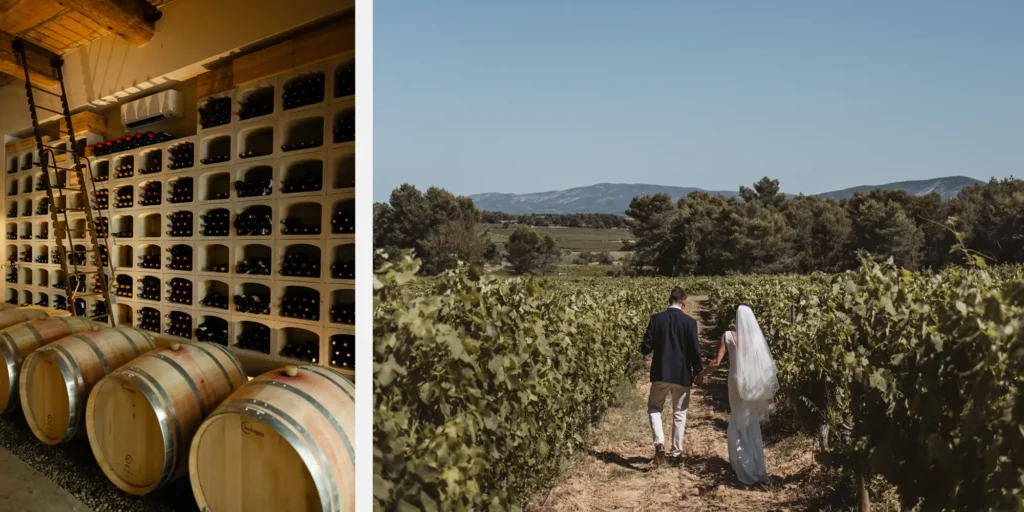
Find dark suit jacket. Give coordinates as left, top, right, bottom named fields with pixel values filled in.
left=640, top=307, right=703, bottom=387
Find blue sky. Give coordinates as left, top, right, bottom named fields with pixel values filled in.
left=374, top=1, right=1023, bottom=202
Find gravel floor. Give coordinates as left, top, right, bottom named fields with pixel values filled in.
left=0, top=414, right=199, bottom=512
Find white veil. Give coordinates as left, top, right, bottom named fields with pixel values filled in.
left=732, top=305, right=779, bottom=429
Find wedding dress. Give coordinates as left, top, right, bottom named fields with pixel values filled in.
left=725, top=305, right=778, bottom=485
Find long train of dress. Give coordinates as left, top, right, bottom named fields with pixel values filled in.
left=725, top=331, right=768, bottom=485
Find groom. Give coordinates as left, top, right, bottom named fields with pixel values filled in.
left=640, top=287, right=703, bottom=467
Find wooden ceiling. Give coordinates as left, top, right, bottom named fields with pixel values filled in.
left=0, top=0, right=167, bottom=88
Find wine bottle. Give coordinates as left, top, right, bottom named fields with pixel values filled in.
left=282, top=249, right=322, bottom=278
left=166, top=211, right=194, bottom=237
left=199, top=96, right=232, bottom=129
left=115, top=186, right=134, bottom=208
left=200, top=291, right=229, bottom=309
left=165, top=311, right=193, bottom=339
left=280, top=217, right=321, bottom=235
left=168, top=177, right=194, bottom=203
left=332, top=207, right=355, bottom=234
left=280, top=290, right=321, bottom=321
left=281, top=171, right=323, bottom=194
left=168, top=142, right=195, bottom=170
left=334, top=61, right=355, bottom=98
left=201, top=209, right=231, bottom=236
left=138, top=308, right=161, bottom=332
left=166, top=278, right=193, bottom=305
left=166, top=245, right=194, bottom=271
left=196, top=317, right=229, bottom=345
left=138, top=181, right=162, bottom=206
left=233, top=293, right=271, bottom=315
left=238, top=88, right=275, bottom=120
left=282, top=72, right=325, bottom=110
left=236, top=324, right=271, bottom=353
left=333, top=109, right=355, bottom=144
left=330, top=303, right=355, bottom=325
left=235, top=176, right=273, bottom=197
left=329, top=334, right=355, bottom=369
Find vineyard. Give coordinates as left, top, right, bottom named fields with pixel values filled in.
left=373, top=250, right=1024, bottom=511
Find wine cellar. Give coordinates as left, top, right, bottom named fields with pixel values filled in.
left=0, top=0, right=356, bottom=510
left=3, top=25, right=355, bottom=385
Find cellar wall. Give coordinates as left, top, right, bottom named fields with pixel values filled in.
left=2, top=15, right=356, bottom=380
left=0, top=0, right=353, bottom=142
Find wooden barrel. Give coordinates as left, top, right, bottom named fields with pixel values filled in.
left=0, top=308, right=50, bottom=330
left=20, top=305, right=73, bottom=317
left=18, top=326, right=160, bottom=444
left=85, top=341, right=246, bottom=495
left=0, top=317, right=99, bottom=414
left=189, top=365, right=355, bottom=512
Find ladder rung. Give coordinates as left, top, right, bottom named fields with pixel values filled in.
left=31, top=85, right=60, bottom=97
left=43, top=144, right=70, bottom=153
left=90, top=313, right=109, bottom=321
left=33, top=105, right=63, bottom=115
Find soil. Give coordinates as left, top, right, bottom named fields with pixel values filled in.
left=525, top=296, right=833, bottom=512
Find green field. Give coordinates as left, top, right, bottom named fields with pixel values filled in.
left=485, top=225, right=630, bottom=252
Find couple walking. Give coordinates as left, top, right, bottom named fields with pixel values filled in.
left=639, top=287, right=778, bottom=486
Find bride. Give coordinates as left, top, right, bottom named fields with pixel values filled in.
left=695, top=305, right=779, bottom=485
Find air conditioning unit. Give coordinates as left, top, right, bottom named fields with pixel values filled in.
left=121, top=89, right=183, bottom=129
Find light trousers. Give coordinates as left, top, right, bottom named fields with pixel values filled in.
left=647, top=381, right=691, bottom=457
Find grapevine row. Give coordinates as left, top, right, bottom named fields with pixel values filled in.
left=705, top=260, right=1024, bottom=511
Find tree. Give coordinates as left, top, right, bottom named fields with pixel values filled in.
left=845, top=195, right=924, bottom=269
left=954, top=178, right=1024, bottom=265
left=739, top=176, right=785, bottom=208
left=374, top=184, right=491, bottom=274
left=785, top=196, right=852, bottom=273
left=671, top=192, right=735, bottom=275
left=505, top=227, right=562, bottom=275
left=625, top=193, right=681, bottom=275
left=725, top=199, right=794, bottom=274
left=421, top=219, right=490, bottom=274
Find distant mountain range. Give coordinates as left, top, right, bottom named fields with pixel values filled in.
left=469, top=176, right=985, bottom=215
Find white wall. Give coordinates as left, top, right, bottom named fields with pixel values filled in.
left=0, top=0, right=352, bottom=139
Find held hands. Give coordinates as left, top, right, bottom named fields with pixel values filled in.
left=694, top=367, right=710, bottom=387
left=694, top=361, right=719, bottom=388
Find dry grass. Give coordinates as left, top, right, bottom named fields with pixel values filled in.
left=525, top=296, right=834, bottom=512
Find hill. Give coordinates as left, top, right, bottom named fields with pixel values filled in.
left=815, top=176, right=984, bottom=200
left=469, top=176, right=984, bottom=214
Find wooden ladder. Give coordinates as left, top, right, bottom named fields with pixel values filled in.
left=12, top=38, right=115, bottom=325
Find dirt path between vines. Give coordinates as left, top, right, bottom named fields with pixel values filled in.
left=526, top=296, right=828, bottom=511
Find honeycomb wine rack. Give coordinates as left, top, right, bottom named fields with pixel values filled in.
left=3, top=55, right=356, bottom=379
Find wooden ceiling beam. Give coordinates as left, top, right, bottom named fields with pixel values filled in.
left=57, top=0, right=161, bottom=46
left=0, top=0, right=66, bottom=36
left=0, top=32, right=58, bottom=88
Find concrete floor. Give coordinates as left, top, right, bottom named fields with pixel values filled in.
left=0, top=446, right=92, bottom=512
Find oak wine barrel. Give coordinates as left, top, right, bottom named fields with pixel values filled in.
left=86, top=340, right=246, bottom=495
left=0, top=308, right=50, bottom=330
left=0, top=317, right=99, bottom=414
left=189, top=364, right=355, bottom=512
left=18, top=326, right=160, bottom=444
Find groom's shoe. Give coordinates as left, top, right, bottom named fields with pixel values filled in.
left=653, top=443, right=666, bottom=467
